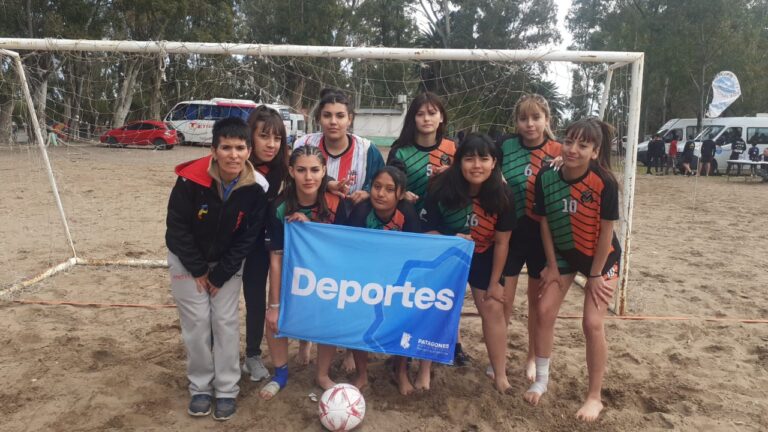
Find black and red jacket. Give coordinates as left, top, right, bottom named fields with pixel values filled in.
left=165, top=155, right=269, bottom=287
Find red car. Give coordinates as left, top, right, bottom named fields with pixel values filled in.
left=100, top=120, right=178, bottom=150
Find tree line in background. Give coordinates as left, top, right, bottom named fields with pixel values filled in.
left=1, top=0, right=767, bottom=143
left=568, top=0, right=768, bottom=135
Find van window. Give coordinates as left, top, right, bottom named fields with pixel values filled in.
left=170, top=104, right=189, bottom=121
left=686, top=126, right=699, bottom=140
left=747, top=128, right=768, bottom=144
left=719, top=127, right=742, bottom=144
left=664, top=128, right=682, bottom=141
left=696, top=126, right=724, bottom=140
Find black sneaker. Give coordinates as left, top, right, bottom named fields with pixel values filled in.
left=213, top=398, right=236, bottom=421
left=187, top=394, right=212, bottom=417
left=453, top=343, right=470, bottom=367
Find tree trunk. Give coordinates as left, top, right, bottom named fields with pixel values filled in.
left=149, top=56, right=163, bottom=120
left=0, top=98, right=13, bottom=144
left=112, top=57, right=142, bottom=128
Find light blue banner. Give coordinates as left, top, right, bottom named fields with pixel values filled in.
left=277, top=222, right=473, bottom=364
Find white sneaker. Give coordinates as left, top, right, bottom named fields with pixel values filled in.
left=242, top=356, right=270, bottom=382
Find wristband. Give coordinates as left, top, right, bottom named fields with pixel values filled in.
left=267, top=303, right=280, bottom=310
left=588, top=274, right=603, bottom=279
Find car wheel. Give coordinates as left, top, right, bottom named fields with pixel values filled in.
left=166, top=145, right=175, bottom=150
left=177, top=133, right=187, bottom=146
left=153, top=139, right=167, bottom=150
left=107, top=137, right=118, bottom=147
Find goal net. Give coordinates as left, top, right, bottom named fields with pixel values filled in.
left=0, top=40, right=643, bottom=314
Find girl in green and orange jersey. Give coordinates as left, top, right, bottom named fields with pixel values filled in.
left=422, top=133, right=517, bottom=394
left=387, top=92, right=471, bottom=366
left=387, top=92, right=456, bottom=214
left=346, top=166, right=421, bottom=395
left=525, top=118, right=621, bottom=423
left=496, top=94, right=562, bottom=382
left=259, top=145, right=349, bottom=401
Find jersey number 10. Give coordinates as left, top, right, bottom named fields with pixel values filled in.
left=561, top=198, right=578, bottom=214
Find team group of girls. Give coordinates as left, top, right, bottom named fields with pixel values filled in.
left=165, top=88, right=622, bottom=423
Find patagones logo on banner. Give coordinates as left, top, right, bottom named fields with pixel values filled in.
left=290, top=267, right=455, bottom=310
left=277, top=222, right=474, bottom=364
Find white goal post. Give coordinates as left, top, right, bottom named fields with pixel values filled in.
left=0, top=38, right=643, bottom=315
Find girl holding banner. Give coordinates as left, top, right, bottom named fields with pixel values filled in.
left=527, top=118, right=621, bottom=422
left=497, top=94, right=562, bottom=383
left=422, top=133, right=517, bottom=394
left=347, top=166, right=421, bottom=394
left=260, top=145, right=350, bottom=400
left=387, top=92, right=470, bottom=370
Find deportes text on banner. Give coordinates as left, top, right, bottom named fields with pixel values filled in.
left=276, top=222, right=473, bottom=364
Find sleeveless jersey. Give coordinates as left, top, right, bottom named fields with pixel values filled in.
left=422, top=187, right=516, bottom=253
left=388, top=138, right=456, bottom=212
left=534, top=166, right=621, bottom=274
left=267, top=192, right=347, bottom=250
left=498, top=135, right=561, bottom=221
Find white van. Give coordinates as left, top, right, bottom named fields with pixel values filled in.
left=637, top=118, right=711, bottom=165
left=691, top=115, right=768, bottom=172
left=165, top=99, right=292, bottom=145
left=288, top=113, right=306, bottom=143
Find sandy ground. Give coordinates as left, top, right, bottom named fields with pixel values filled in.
left=1, top=144, right=767, bottom=431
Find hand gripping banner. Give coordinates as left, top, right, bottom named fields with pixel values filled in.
left=277, top=222, right=473, bottom=364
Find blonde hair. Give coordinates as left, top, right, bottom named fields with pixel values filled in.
left=513, top=93, right=555, bottom=141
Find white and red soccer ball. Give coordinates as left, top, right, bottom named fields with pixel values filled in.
left=318, top=383, right=366, bottom=431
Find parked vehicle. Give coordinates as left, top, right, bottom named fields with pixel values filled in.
left=164, top=98, right=292, bottom=145
left=690, top=115, right=768, bottom=173
left=99, top=120, right=178, bottom=150
left=637, top=118, right=711, bottom=165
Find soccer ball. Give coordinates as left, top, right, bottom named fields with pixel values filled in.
left=318, top=383, right=366, bottom=431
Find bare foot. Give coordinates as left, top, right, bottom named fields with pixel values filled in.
left=297, top=341, right=312, bottom=365
left=576, top=398, right=604, bottom=422
left=351, top=373, right=368, bottom=391
left=414, top=371, right=430, bottom=391
left=494, top=377, right=512, bottom=394
left=395, top=371, right=415, bottom=396
left=342, top=350, right=356, bottom=373
left=316, top=375, right=336, bottom=391
left=525, top=358, right=536, bottom=382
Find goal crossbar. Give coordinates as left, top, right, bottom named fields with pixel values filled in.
left=0, top=38, right=644, bottom=315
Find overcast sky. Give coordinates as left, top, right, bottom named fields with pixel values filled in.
left=547, top=0, right=574, bottom=96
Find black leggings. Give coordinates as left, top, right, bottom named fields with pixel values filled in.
left=242, top=234, right=269, bottom=358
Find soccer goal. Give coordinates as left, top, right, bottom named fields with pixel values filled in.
left=0, top=39, right=643, bottom=314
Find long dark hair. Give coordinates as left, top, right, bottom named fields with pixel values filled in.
left=247, top=105, right=288, bottom=186
left=564, top=118, right=617, bottom=184
left=391, top=92, right=448, bottom=153
left=314, top=88, right=355, bottom=126
left=283, top=145, right=333, bottom=221
left=372, top=166, right=408, bottom=197
left=429, top=132, right=510, bottom=215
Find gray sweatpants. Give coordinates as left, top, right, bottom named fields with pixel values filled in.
left=169, top=252, right=242, bottom=398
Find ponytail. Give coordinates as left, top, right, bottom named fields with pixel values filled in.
left=564, top=118, right=617, bottom=184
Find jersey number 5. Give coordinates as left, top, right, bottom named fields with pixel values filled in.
left=561, top=198, right=578, bottom=214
